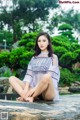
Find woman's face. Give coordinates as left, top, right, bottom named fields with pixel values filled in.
left=37, top=35, right=49, bottom=51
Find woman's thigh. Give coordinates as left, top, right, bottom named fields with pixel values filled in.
left=42, top=79, right=56, bottom=100
left=11, top=76, right=26, bottom=89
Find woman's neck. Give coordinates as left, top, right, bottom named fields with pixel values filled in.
left=39, top=50, right=49, bottom=57
left=41, top=50, right=48, bottom=53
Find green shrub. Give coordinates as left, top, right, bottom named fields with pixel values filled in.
left=9, top=47, right=26, bottom=69
left=20, top=51, right=34, bottom=69
left=60, top=68, right=75, bottom=86
left=70, top=43, right=80, bottom=52
left=74, top=49, right=80, bottom=61
left=19, top=40, right=35, bottom=50
left=25, top=42, right=35, bottom=51
left=22, top=32, right=38, bottom=40
left=0, top=51, right=10, bottom=67
left=73, top=68, right=80, bottom=74
left=54, top=46, right=68, bottom=58
left=0, top=69, right=12, bottom=77
left=52, top=36, right=71, bottom=50
left=0, top=30, right=13, bottom=46
left=58, top=24, right=72, bottom=31
left=19, top=32, right=38, bottom=47
left=75, top=73, right=80, bottom=82
left=52, top=37, right=62, bottom=46
left=60, top=52, right=78, bottom=68
left=18, top=39, right=28, bottom=46
left=9, top=47, right=34, bottom=69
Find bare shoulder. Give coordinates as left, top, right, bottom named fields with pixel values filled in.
left=53, top=54, right=58, bottom=59
left=52, top=54, right=58, bottom=66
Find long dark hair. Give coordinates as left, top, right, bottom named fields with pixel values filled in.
left=34, top=32, right=53, bottom=57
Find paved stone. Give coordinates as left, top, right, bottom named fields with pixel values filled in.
left=0, top=94, right=80, bottom=120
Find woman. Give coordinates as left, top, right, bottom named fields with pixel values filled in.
left=9, top=32, right=60, bottom=102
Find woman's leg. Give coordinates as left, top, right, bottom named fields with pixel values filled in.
left=9, top=76, right=25, bottom=97
left=27, top=74, right=55, bottom=102
left=9, top=76, right=34, bottom=102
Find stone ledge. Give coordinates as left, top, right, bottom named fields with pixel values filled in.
left=0, top=94, right=80, bottom=120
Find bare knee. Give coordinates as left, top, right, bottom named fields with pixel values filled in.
left=43, top=93, right=55, bottom=101
left=44, top=95, right=54, bottom=101
left=41, top=74, right=52, bottom=84
left=9, top=76, right=16, bottom=83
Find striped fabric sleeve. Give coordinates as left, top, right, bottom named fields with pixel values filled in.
left=47, top=55, right=60, bottom=82
left=23, top=57, right=33, bottom=83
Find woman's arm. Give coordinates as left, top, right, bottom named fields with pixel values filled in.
left=47, top=54, right=60, bottom=82
left=53, top=54, right=59, bottom=66
left=20, top=82, right=30, bottom=99
left=24, top=82, right=30, bottom=91
left=22, top=57, right=34, bottom=96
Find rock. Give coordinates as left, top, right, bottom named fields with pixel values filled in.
left=0, top=94, right=80, bottom=120
left=12, top=41, right=19, bottom=48
left=74, top=81, right=80, bottom=85
left=69, top=81, right=80, bottom=93
left=16, top=68, right=26, bottom=79
left=0, top=77, right=9, bottom=93
left=74, top=62, right=80, bottom=69
left=69, top=87, right=80, bottom=93
left=0, top=93, right=19, bottom=100
left=7, top=86, right=13, bottom=93
left=0, top=77, right=9, bottom=86
left=0, top=66, right=12, bottom=77
left=59, top=86, right=70, bottom=94
left=0, top=85, right=4, bottom=93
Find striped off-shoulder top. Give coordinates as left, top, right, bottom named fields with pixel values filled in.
left=23, top=51, right=60, bottom=100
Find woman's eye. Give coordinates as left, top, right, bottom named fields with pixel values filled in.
left=38, top=39, right=46, bottom=42
left=38, top=40, right=41, bottom=42
left=43, top=40, right=46, bottom=42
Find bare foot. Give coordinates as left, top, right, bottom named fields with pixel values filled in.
left=16, top=97, right=25, bottom=102
left=16, top=97, right=34, bottom=102
left=25, top=97, right=34, bottom=102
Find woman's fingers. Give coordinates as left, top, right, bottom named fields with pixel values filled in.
left=16, top=97, right=21, bottom=100
left=25, top=97, right=34, bottom=102
left=27, top=89, right=34, bottom=97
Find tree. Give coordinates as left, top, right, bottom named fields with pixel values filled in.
left=0, top=0, right=59, bottom=43
left=0, top=30, right=13, bottom=48
left=58, top=23, right=77, bottom=42
left=47, top=11, right=62, bottom=33
left=61, top=9, right=80, bottom=32
left=47, top=8, right=80, bottom=35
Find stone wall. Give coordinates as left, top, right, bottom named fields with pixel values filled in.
left=0, top=94, right=80, bottom=120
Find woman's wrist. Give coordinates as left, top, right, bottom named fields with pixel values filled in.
left=20, top=90, right=27, bottom=98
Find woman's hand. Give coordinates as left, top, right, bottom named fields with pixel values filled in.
left=26, top=87, right=36, bottom=97
left=20, top=90, right=28, bottom=99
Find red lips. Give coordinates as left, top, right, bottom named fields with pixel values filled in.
left=40, top=46, right=44, bottom=48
